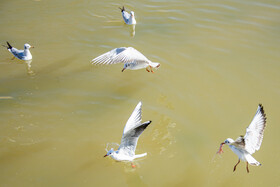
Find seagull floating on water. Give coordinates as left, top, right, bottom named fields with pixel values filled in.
left=119, top=6, right=136, bottom=25
left=3, top=42, right=34, bottom=60
left=217, top=104, right=267, bottom=173
left=104, top=102, right=152, bottom=167
left=91, top=47, right=160, bottom=73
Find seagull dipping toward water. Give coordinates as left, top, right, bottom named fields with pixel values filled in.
left=119, top=6, right=136, bottom=25
left=3, top=42, right=34, bottom=60
left=91, top=47, right=160, bottom=73
left=217, top=104, right=267, bottom=173
left=104, top=102, right=152, bottom=167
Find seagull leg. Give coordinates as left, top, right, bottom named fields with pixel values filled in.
left=149, top=66, right=154, bottom=73
left=233, top=159, right=240, bottom=172
left=146, top=67, right=150, bottom=72
left=246, top=162, right=250, bottom=173
left=131, top=163, right=136, bottom=168
left=11, top=56, right=15, bottom=60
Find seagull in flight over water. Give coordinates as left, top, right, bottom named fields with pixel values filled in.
left=119, top=6, right=136, bottom=25
left=91, top=47, right=160, bottom=73
left=104, top=102, right=152, bottom=167
left=217, top=104, right=267, bottom=173
left=3, top=42, right=34, bottom=60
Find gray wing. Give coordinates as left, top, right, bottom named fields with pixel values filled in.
left=91, top=47, right=149, bottom=65
left=9, top=48, right=24, bottom=59
left=122, top=11, right=130, bottom=23
left=119, top=121, right=151, bottom=156
left=244, top=104, right=267, bottom=154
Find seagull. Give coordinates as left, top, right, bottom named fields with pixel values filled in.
left=119, top=6, right=136, bottom=25
left=91, top=47, right=160, bottom=73
left=104, top=102, right=152, bottom=167
left=217, top=104, right=267, bottom=173
left=3, top=42, right=34, bottom=60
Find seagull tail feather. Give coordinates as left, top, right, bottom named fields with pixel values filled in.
left=6, top=42, right=12, bottom=49
left=149, top=62, right=160, bottom=68
left=119, top=6, right=125, bottom=12
left=134, top=153, right=147, bottom=159
left=245, top=154, right=261, bottom=166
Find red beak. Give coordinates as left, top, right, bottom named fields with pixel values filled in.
left=104, top=154, right=108, bottom=157
left=122, top=68, right=126, bottom=72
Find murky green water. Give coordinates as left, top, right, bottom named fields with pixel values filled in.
left=0, top=0, right=280, bottom=186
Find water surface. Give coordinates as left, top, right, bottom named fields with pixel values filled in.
left=0, top=0, right=280, bottom=186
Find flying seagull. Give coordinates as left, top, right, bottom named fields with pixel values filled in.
left=104, top=102, right=152, bottom=167
left=119, top=6, right=136, bottom=25
left=91, top=47, right=160, bottom=73
left=3, top=42, right=34, bottom=60
left=217, top=104, right=267, bottom=173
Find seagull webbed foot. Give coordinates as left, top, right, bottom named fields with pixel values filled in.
left=131, top=163, right=136, bottom=168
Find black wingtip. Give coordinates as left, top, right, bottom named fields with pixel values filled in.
left=146, top=120, right=152, bottom=125
left=258, top=103, right=264, bottom=113
left=6, top=41, right=12, bottom=49
left=119, top=6, right=125, bottom=12
left=258, top=103, right=267, bottom=122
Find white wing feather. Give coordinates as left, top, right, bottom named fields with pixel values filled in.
left=244, top=104, right=267, bottom=154
left=122, top=101, right=142, bottom=135
left=91, top=47, right=149, bottom=65
left=118, top=102, right=142, bottom=156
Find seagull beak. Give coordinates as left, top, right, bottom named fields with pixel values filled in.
left=104, top=154, right=108, bottom=157
left=121, top=68, right=126, bottom=72
left=31, top=46, right=34, bottom=48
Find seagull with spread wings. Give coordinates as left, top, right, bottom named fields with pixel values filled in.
left=104, top=102, right=152, bottom=167
left=217, top=104, right=267, bottom=173
left=3, top=42, right=34, bottom=60
left=91, top=47, right=160, bottom=73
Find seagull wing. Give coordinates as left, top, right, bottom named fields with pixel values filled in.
left=118, top=102, right=151, bottom=156
left=244, top=104, right=267, bottom=154
left=91, top=47, right=149, bottom=65
left=123, top=101, right=142, bottom=135
left=122, top=11, right=130, bottom=23
left=9, top=48, right=24, bottom=60
left=119, top=121, right=151, bottom=156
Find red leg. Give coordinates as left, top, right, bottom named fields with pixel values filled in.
left=233, top=159, right=240, bottom=172
left=246, top=162, right=249, bottom=173
left=146, top=67, right=150, bottom=72
left=149, top=66, right=154, bottom=73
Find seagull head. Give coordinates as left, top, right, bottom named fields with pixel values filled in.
left=24, top=43, right=34, bottom=50
left=104, top=148, right=114, bottom=157
left=122, top=63, right=130, bottom=72
left=130, top=11, right=135, bottom=17
left=224, top=138, right=234, bottom=145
